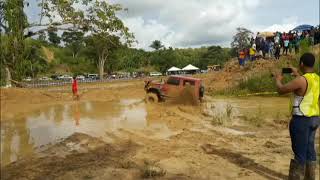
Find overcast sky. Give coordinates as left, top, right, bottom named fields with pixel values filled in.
left=26, top=0, right=319, bottom=50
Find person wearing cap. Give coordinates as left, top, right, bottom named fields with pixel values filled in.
left=274, top=53, right=319, bottom=180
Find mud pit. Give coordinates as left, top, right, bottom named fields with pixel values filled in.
left=1, top=99, right=175, bottom=166
left=1, top=81, right=319, bottom=180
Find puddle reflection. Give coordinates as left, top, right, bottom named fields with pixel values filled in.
left=0, top=99, right=168, bottom=166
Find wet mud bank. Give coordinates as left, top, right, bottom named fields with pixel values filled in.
left=1, top=85, right=319, bottom=180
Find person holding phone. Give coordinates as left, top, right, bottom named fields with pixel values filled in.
left=274, top=43, right=281, bottom=60
left=273, top=53, right=319, bottom=180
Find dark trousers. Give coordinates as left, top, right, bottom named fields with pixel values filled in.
left=289, top=115, right=320, bottom=165
left=283, top=47, right=288, bottom=55
left=275, top=50, right=280, bottom=60
left=238, top=58, right=244, bottom=66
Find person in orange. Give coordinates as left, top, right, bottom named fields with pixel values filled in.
left=238, top=50, right=245, bottom=66
left=72, top=76, right=79, bottom=100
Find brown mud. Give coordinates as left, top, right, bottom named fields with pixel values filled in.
left=1, top=65, right=319, bottom=179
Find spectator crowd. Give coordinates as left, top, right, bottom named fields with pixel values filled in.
left=238, top=25, right=320, bottom=66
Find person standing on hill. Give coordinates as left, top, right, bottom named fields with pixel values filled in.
left=250, top=44, right=256, bottom=61
left=274, top=43, right=281, bottom=60
left=288, top=32, right=294, bottom=54
left=262, top=39, right=268, bottom=58
left=244, top=48, right=250, bottom=63
left=281, top=32, right=286, bottom=49
left=255, top=32, right=262, bottom=52
left=238, top=50, right=245, bottom=66
left=274, top=53, right=320, bottom=180
left=283, top=33, right=289, bottom=55
left=269, top=40, right=274, bottom=58
left=274, top=32, right=280, bottom=44
left=294, top=34, right=300, bottom=54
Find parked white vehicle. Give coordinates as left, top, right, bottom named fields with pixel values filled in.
left=23, top=77, right=32, bottom=82
left=57, top=75, right=73, bottom=81
left=87, top=74, right=99, bottom=80
left=149, top=72, right=162, bottom=77
left=76, top=75, right=85, bottom=81
left=39, top=76, right=52, bottom=81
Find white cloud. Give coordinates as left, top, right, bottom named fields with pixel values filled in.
left=262, top=23, right=297, bottom=33
left=113, top=0, right=262, bottom=49
left=251, top=16, right=299, bottom=34
left=26, top=0, right=316, bottom=49
left=123, top=17, right=175, bottom=49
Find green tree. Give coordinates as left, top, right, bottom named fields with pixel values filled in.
left=0, top=0, right=27, bottom=84
left=200, top=46, right=230, bottom=69
left=150, top=48, right=178, bottom=72
left=112, top=48, right=149, bottom=72
left=150, top=40, right=164, bottom=51
left=231, top=27, right=253, bottom=53
left=48, top=27, right=61, bottom=46
left=61, top=31, right=84, bottom=58
left=23, top=39, right=49, bottom=78
left=1, top=0, right=134, bottom=84
left=84, top=33, right=121, bottom=79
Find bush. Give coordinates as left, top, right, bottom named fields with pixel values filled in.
left=216, top=73, right=276, bottom=96
left=217, top=72, right=293, bottom=96
left=238, top=73, right=276, bottom=93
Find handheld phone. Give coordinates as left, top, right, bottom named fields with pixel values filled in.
left=282, top=68, right=292, bottom=74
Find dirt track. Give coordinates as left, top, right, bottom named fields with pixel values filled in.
left=1, top=69, right=319, bottom=179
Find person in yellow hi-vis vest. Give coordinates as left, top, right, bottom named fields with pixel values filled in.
left=274, top=53, right=319, bottom=180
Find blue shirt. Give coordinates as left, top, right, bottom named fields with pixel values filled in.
left=284, top=40, right=289, bottom=47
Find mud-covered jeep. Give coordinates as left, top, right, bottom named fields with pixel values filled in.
left=144, top=75, right=204, bottom=103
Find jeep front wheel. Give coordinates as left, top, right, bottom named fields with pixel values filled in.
left=145, top=93, right=159, bottom=103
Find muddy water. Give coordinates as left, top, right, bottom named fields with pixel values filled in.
left=1, top=96, right=290, bottom=166
left=0, top=99, right=172, bottom=166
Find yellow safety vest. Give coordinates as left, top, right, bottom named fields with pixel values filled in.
left=291, top=73, right=320, bottom=117
left=249, top=48, right=255, bottom=55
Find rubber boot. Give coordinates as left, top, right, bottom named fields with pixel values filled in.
left=288, top=159, right=305, bottom=180
left=304, top=161, right=316, bottom=180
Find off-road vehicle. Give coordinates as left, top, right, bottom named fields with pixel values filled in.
left=144, top=75, right=204, bottom=103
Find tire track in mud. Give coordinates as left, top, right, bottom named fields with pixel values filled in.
left=201, top=144, right=287, bottom=180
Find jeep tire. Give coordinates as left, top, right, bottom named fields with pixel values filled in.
left=146, top=93, right=159, bottom=103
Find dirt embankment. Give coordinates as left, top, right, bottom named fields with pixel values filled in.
left=197, top=57, right=292, bottom=93
left=199, top=45, right=320, bottom=94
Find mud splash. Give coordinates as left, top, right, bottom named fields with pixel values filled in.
left=0, top=99, right=172, bottom=166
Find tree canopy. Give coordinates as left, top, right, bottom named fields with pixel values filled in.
left=84, top=33, right=122, bottom=79
left=61, top=31, right=84, bottom=58
left=0, top=0, right=134, bottom=83
left=150, top=40, right=164, bottom=51
left=231, top=27, right=253, bottom=53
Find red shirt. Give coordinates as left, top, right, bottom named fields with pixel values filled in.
left=72, top=79, right=78, bottom=92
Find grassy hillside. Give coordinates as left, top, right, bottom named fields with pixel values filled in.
left=203, top=45, right=320, bottom=96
